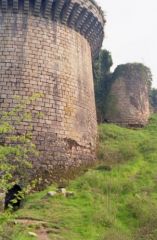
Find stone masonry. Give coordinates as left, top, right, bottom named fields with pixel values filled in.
left=104, top=64, right=151, bottom=126
left=0, top=0, right=105, bottom=183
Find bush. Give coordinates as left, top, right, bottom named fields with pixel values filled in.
left=0, top=94, right=43, bottom=237
left=0, top=94, right=43, bottom=208
left=0, top=94, right=42, bottom=192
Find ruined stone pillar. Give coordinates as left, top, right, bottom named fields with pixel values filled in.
left=105, top=64, right=151, bottom=126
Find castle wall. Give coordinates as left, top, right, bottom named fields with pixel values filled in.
left=105, top=64, right=150, bottom=126
left=0, top=11, right=98, bottom=182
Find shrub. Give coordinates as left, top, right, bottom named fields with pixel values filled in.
left=0, top=94, right=43, bottom=237
left=0, top=94, right=42, bottom=192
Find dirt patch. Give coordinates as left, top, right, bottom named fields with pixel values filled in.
left=36, top=227, right=49, bottom=240
left=15, top=218, right=47, bottom=225
left=15, top=218, right=50, bottom=240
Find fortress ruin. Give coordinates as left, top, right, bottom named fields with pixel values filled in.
left=104, top=64, right=151, bottom=127
left=0, top=0, right=105, bottom=182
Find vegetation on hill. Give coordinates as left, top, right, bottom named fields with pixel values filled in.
left=113, top=63, right=152, bottom=84
left=1, top=114, right=157, bottom=239
left=93, top=49, right=113, bottom=122
left=150, top=88, right=157, bottom=109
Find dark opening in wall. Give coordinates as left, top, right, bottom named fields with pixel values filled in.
left=5, top=184, right=22, bottom=210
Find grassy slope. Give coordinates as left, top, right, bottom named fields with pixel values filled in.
left=1, top=115, right=157, bottom=240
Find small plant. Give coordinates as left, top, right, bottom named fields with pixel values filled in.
left=0, top=93, right=43, bottom=237
left=0, top=93, right=43, bottom=192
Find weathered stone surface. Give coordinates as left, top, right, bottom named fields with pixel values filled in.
left=28, top=232, right=38, bottom=237
left=0, top=0, right=105, bottom=185
left=47, top=191, right=57, bottom=197
left=104, top=64, right=151, bottom=126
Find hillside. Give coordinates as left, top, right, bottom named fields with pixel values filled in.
left=1, top=115, right=157, bottom=240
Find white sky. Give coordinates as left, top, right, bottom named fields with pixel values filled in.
left=96, top=0, right=157, bottom=88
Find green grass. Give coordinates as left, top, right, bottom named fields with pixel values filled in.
left=1, top=114, right=157, bottom=240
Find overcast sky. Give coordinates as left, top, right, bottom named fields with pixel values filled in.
left=96, top=0, right=157, bottom=88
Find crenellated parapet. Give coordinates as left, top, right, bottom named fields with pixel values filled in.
left=0, top=0, right=105, bottom=56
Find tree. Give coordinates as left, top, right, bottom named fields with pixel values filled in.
left=150, top=88, right=157, bottom=109
left=93, top=49, right=113, bottom=122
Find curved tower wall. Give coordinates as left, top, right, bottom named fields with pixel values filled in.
left=0, top=1, right=105, bottom=182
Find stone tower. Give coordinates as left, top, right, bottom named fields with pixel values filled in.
left=104, top=64, right=151, bottom=126
left=0, top=0, right=105, bottom=182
